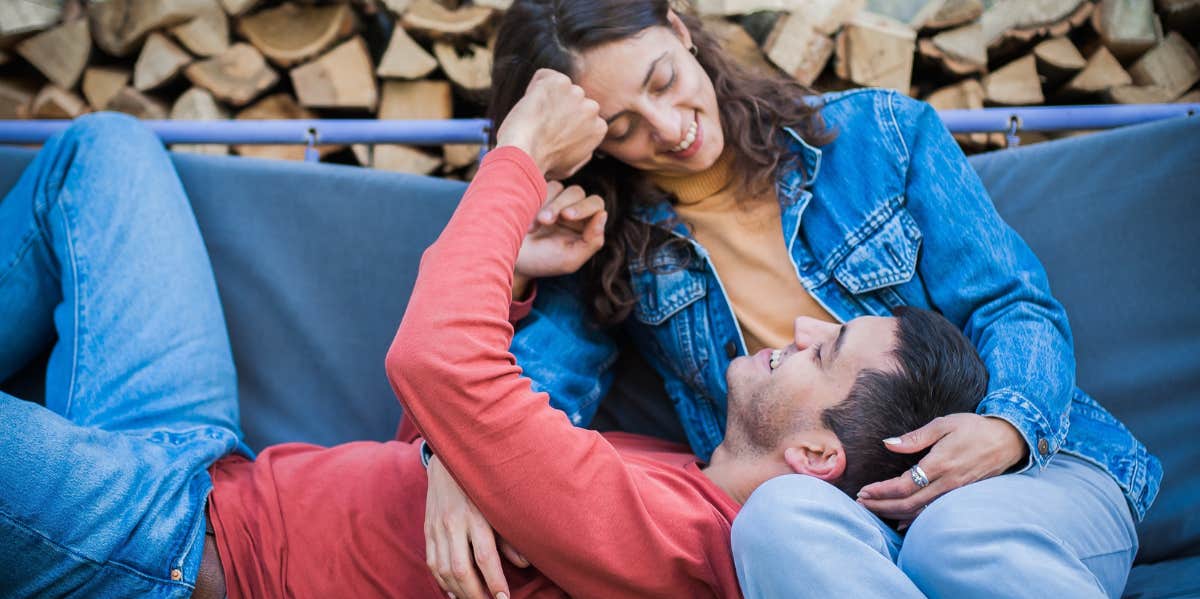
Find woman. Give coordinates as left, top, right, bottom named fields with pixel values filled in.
left=420, top=1, right=1160, bottom=598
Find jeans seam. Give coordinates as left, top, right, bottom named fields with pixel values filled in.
left=53, top=189, right=82, bottom=419
left=0, top=503, right=189, bottom=590
left=0, top=228, right=39, bottom=288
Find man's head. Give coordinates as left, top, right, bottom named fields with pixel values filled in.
left=722, top=307, right=987, bottom=496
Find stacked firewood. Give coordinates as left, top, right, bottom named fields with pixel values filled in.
left=1, top=0, right=1197, bottom=175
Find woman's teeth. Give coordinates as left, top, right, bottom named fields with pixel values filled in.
left=769, top=349, right=782, bottom=371
left=670, top=120, right=698, bottom=153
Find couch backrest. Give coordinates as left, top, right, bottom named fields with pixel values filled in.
left=1, top=115, right=1196, bottom=564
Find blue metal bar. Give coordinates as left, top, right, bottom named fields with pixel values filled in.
left=938, top=104, right=1197, bottom=133
left=0, top=106, right=1194, bottom=149
left=0, top=118, right=492, bottom=145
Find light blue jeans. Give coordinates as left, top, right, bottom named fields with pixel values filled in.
left=732, top=454, right=1138, bottom=598
left=0, top=113, right=247, bottom=597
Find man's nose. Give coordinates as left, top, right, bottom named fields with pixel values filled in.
left=793, top=316, right=835, bottom=348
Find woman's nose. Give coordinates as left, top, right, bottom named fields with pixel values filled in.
left=645, top=105, right=681, bottom=146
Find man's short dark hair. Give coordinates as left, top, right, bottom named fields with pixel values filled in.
left=821, top=307, right=988, bottom=497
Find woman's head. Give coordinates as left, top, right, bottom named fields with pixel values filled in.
left=489, top=0, right=832, bottom=324
left=490, top=1, right=722, bottom=176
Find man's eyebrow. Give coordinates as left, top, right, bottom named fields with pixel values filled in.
left=830, top=324, right=848, bottom=364
left=602, top=51, right=670, bottom=124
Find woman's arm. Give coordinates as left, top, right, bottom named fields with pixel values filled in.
left=859, top=93, right=1073, bottom=518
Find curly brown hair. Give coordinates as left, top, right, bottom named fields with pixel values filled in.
left=488, top=0, right=835, bottom=325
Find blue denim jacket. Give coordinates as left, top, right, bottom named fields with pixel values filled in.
left=511, top=89, right=1162, bottom=521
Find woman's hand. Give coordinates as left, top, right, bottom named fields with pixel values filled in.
left=494, top=69, right=607, bottom=180
left=425, top=456, right=530, bottom=599
left=513, top=181, right=607, bottom=299
left=855, top=413, right=1027, bottom=523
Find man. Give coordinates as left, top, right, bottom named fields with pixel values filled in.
left=0, top=71, right=984, bottom=598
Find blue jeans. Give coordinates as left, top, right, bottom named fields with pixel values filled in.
left=0, top=113, right=247, bottom=597
left=731, top=454, right=1137, bottom=598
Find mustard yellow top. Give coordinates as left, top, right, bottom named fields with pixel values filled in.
left=649, top=152, right=835, bottom=353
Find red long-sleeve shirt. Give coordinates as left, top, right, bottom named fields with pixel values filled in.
left=208, top=148, right=743, bottom=598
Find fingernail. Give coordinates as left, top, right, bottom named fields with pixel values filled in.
left=564, top=208, right=576, bottom=218
left=539, top=209, right=552, bottom=222
left=857, top=490, right=871, bottom=499
left=883, top=437, right=902, bottom=445
left=498, top=594, right=508, bottom=599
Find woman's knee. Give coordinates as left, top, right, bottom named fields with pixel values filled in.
left=58, top=112, right=165, bottom=163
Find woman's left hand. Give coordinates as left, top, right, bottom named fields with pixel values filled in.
left=856, top=413, right=1027, bottom=523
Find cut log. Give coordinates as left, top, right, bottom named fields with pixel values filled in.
left=374, top=144, right=443, bottom=175
left=401, top=0, right=494, bottom=38
left=32, top=85, right=89, bottom=119
left=170, top=0, right=230, bottom=57
left=865, top=0, right=948, bottom=29
left=88, top=0, right=211, bottom=57
left=377, top=26, right=438, bottom=79
left=1106, top=83, right=1176, bottom=102
left=0, top=78, right=39, bottom=119
left=106, top=87, right=169, bottom=119
left=291, top=36, right=378, bottom=110
left=763, top=14, right=836, bottom=86
left=1178, top=88, right=1200, bottom=103
left=692, top=0, right=798, bottom=15
left=185, top=42, right=279, bottom=107
left=237, top=2, right=356, bottom=68
left=792, top=0, right=867, bottom=35
left=834, top=11, right=917, bottom=92
left=0, top=1, right=62, bottom=36
left=15, top=18, right=91, bottom=90
left=1033, top=37, right=1086, bottom=85
left=919, top=21, right=986, bottom=75
left=379, top=80, right=453, bottom=120
left=220, top=0, right=262, bottom=17
left=1092, top=0, right=1159, bottom=61
left=134, top=32, right=194, bottom=91
left=352, top=143, right=371, bottom=167
left=980, top=0, right=1090, bottom=48
left=702, top=17, right=778, bottom=78
left=434, top=42, right=492, bottom=94
left=923, top=0, right=983, bottom=30
left=82, top=66, right=131, bottom=110
left=381, top=0, right=414, bottom=14
left=170, top=87, right=230, bottom=155
left=443, top=143, right=481, bottom=170
left=983, top=54, right=1045, bottom=105
left=1061, top=46, right=1132, bottom=95
left=234, top=93, right=342, bottom=161
left=472, top=0, right=513, bottom=9
left=1127, top=32, right=1200, bottom=100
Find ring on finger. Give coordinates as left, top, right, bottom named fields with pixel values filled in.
left=910, top=465, right=930, bottom=489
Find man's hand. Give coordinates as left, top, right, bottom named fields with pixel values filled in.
left=425, top=455, right=530, bottom=599
left=855, top=414, right=1027, bottom=524
left=494, top=69, right=607, bottom=180
left=513, top=181, right=607, bottom=299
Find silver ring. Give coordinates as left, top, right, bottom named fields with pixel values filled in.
left=910, top=465, right=930, bottom=489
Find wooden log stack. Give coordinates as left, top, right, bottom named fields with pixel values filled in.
left=0, top=0, right=1197, bottom=175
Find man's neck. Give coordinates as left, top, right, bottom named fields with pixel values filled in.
left=701, top=445, right=791, bottom=505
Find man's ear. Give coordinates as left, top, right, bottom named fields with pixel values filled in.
left=665, top=9, right=694, bottom=49
left=782, top=433, right=846, bottom=483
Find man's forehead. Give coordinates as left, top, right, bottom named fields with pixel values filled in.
left=839, top=316, right=899, bottom=371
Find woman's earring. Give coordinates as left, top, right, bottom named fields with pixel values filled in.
left=689, top=45, right=698, bottom=56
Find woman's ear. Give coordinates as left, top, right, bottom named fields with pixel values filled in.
left=665, top=9, right=693, bottom=49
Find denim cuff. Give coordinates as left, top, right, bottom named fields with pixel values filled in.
left=977, top=388, right=1067, bottom=473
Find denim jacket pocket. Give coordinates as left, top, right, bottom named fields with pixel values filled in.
left=630, top=265, right=707, bottom=326
left=832, top=203, right=923, bottom=295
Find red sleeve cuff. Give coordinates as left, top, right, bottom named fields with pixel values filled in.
left=508, top=281, right=538, bottom=323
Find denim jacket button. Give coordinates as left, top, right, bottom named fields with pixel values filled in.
left=724, top=340, right=738, bottom=359
left=1037, top=438, right=1050, bottom=456
left=170, top=568, right=183, bottom=581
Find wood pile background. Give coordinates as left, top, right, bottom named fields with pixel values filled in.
left=1, top=0, right=1197, bottom=177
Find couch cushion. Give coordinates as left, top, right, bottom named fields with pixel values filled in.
left=968, top=116, right=1200, bottom=567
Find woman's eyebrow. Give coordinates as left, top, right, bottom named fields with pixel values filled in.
left=602, top=51, right=670, bottom=124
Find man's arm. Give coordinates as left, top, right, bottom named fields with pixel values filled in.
left=387, top=144, right=730, bottom=595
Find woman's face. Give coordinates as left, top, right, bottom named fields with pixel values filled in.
left=572, top=11, right=724, bottom=176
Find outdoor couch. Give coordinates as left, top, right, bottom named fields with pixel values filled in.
left=1, top=114, right=1197, bottom=597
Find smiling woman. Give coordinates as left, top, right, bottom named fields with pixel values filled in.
left=414, top=1, right=1161, bottom=598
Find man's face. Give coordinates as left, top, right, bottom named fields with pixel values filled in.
left=725, top=316, right=899, bottom=451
